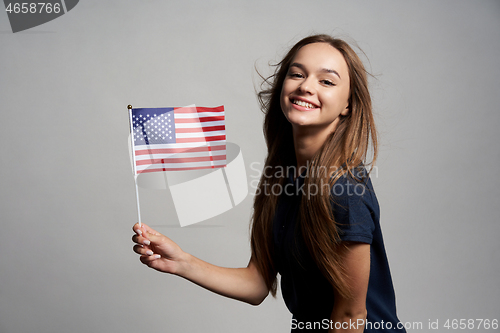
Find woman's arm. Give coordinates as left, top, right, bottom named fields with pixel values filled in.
left=132, top=223, right=269, bottom=306
left=329, top=242, right=370, bottom=333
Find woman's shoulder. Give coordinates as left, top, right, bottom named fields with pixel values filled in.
left=330, top=166, right=376, bottom=201
left=329, top=166, right=379, bottom=242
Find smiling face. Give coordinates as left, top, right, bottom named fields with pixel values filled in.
left=280, top=42, right=351, bottom=134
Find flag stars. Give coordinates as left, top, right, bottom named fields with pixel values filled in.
left=131, top=109, right=177, bottom=146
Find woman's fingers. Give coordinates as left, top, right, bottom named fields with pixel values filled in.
left=139, top=253, right=162, bottom=265
left=132, top=223, right=142, bottom=234
left=143, top=223, right=161, bottom=236
left=133, top=223, right=164, bottom=245
left=132, top=224, right=157, bottom=257
left=132, top=223, right=157, bottom=246
left=133, top=244, right=148, bottom=255
left=131, top=233, right=152, bottom=245
left=132, top=222, right=179, bottom=273
left=133, top=222, right=160, bottom=237
left=133, top=244, right=161, bottom=257
left=133, top=228, right=169, bottom=249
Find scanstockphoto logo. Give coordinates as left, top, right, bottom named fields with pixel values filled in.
left=3, top=0, right=79, bottom=33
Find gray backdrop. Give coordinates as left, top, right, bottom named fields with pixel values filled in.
left=1, top=1, right=499, bottom=332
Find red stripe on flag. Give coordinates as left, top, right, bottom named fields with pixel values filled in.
left=173, top=106, right=224, bottom=113
left=195, top=106, right=224, bottom=113
left=175, top=125, right=225, bottom=133
left=135, top=144, right=226, bottom=156
left=175, top=135, right=226, bottom=143
left=136, top=154, right=226, bottom=166
left=137, top=165, right=226, bottom=173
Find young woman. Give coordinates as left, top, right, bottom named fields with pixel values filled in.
left=132, top=34, right=405, bottom=332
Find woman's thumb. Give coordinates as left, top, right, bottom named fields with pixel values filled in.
left=140, top=223, right=161, bottom=236
left=144, top=229, right=164, bottom=245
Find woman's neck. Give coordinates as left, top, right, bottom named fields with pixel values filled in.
left=292, top=125, right=333, bottom=171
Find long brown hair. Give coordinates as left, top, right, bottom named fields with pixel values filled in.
left=250, top=34, right=377, bottom=299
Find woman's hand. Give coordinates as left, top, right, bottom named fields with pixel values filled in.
left=132, top=223, right=186, bottom=275
left=131, top=223, right=269, bottom=305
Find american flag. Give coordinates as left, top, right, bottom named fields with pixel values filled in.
left=129, top=105, right=226, bottom=173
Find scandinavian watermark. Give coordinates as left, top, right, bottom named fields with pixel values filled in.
left=249, top=161, right=378, bottom=198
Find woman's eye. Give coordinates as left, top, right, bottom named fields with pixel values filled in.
left=289, top=72, right=304, bottom=78
left=321, top=80, right=335, bottom=86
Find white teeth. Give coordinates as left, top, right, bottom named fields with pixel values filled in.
left=293, top=99, right=315, bottom=109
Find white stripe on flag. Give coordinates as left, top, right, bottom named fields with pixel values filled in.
left=175, top=121, right=225, bottom=128
left=174, top=112, right=225, bottom=119
left=136, top=160, right=226, bottom=172
left=135, top=141, right=225, bottom=150
left=176, top=131, right=226, bottom=139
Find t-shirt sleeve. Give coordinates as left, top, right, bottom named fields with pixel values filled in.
left=330, top=174, right=377, bottom=244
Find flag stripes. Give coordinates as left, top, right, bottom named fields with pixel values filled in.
left=131, top=105, right=226, bottom=173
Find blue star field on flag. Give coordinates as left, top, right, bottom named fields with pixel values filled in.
left=132, top=108, right=176, bottom=146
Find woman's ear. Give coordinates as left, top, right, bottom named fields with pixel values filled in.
left=340, top=104, right=350, bottom=116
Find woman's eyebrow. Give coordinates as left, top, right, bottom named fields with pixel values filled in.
left=289, top=62, right=341, bottom=79
left=289, top=62, right=306, bottom=72
left=319, top=67, right=341, bottom=79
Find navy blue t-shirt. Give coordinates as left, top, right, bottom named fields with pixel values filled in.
left=273, top=169, right=405, bottom=332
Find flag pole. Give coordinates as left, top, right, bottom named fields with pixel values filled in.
left=128, top=105, right=142, bottom=227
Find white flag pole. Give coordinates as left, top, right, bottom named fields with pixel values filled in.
left=128, top=105, right=142, bottom=226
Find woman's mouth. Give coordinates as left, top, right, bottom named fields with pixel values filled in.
left=292, top=99, right=317, bottom=109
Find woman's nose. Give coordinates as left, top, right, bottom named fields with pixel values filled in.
left=297, top=77, right=315, bottom=94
